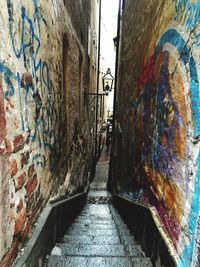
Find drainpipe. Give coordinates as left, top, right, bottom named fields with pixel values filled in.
left=108, top=0, right=122, bottom=192
left=94, top=0, right=102, bottom=164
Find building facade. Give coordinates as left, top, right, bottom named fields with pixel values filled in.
left=111, top=0, right=200, bottom=266
left=0, top=0, right=98, bottom=265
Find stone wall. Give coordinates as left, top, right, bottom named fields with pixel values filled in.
left=112, top=0, right=200, bottom=266
left=0, top=0, right=94, bottom=265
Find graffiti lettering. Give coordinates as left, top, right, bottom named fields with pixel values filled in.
left=0, top=1, right=66, bottom=172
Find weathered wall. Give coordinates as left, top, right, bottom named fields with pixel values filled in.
left=112, top=0, right=200, bottom=266
left=0, top=0, right=94, bottom=265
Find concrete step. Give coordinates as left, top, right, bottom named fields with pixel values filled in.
left=88, top=191, right=109, bottom=197
left=82, top=204, right=110, bottom=209
left=126, top=245, right=143, bottom=257
left=118, top=228, right=131, bottom=236
left=62, top=235, right=121, bottom=245
left=68, top=223, right=117, bottom=231
left=47, top=196, right=153, bottom=267
left=121, top=235, right=138, bottom=245
left=47, top=255, right=133, bottom=267
left=76, top=215, right=113, bottom=221
left=73, top=220, right=116, bottom=225
left=131, top=257, right=153, bottom=267
left=66, top=228, right=119, bottom=236
left=70, top=222, right=129, bottom=232
left=57, top=244, right=126, bottom=257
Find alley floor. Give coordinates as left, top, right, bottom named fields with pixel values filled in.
left=46, top=147, right=152, bottom=267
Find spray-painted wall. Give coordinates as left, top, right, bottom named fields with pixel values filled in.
left=0, top=0, right=94, bottom=265
left=112, top=0, right=200, bottom=266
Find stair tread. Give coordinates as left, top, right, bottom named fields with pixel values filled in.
left=68, top=224, right=117, bottom=230
left=131, top=257, right=153, bottom=267
left=77, top=216, right=113, bottom=221
left=47, top=192, right=153, bottom=267
left=127, top=245, right=143, bottom=257
left=47, top=255, right=133, bottom=267
left=66, top=229, right=119, bottom=236
left=57, top=244, right=127, bottom=257
left=122, top=236, right=138, bottom=245
left=74, top=220, right=115, bottom=225
left=63, top=235, right=121, bottom=244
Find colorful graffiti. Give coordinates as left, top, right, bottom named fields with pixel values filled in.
left=173, top=0, right=200, bottom=46
left=119, top=1, right=200, bottom=266
left=123, top=27, right=198, bottom=241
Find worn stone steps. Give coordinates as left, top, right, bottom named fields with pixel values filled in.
left=45, top=149, right=153, bottom=267
left=62, top=235, right=121, bottom=245
left=47, top=255, right=134, bottom=267
left=47, top=255, right=153, bottom=267
left=47, top=202, right=153, bottom=267
left=56, top=243, right=126, bottom=257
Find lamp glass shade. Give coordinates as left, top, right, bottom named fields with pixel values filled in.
left=102, top=68, right=114, bottom=94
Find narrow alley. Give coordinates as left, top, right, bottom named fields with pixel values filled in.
left=47, top=147, right=152, bottom=267
left=0, top=1, right=200, bottom=267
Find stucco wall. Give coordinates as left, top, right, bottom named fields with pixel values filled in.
left=0, top=0, right=93, bottom=265
left=112, top=0, right=200, bottom=266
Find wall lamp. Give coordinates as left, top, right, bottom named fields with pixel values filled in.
left=102, top=68, right=114, bottom=95
left=84, top=68, right=114, bottom=99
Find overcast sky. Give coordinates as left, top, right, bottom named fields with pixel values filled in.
left=100, top=0, right=119, bottom=109
left=101, top=0, right=119, bottom=73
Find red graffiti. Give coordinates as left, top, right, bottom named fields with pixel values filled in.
left=137, top=55, right=155, bottom=91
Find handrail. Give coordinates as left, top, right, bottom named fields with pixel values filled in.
left=13, top=187, right=88, bottom=267
left=112, top=193, right=178, bottom=267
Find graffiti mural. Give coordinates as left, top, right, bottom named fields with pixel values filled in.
left=117, top=1, right=200, bottom=266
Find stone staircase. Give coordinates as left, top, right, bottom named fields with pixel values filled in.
left=46, top=191, right=152, bottom=267
left=46, top=148, right=152, bottom=267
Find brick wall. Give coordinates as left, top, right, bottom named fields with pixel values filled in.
left=0, top=0, right=95, bottom=265
left=112, top=0, right=200, bottom=266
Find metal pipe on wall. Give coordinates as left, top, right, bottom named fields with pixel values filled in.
left=95, top=0, right=102, bottom=162
left=108, top=0, right=122, bottom=191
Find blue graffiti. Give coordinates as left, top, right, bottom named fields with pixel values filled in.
left=0, top=61, right=17, bottom=100
left=155, top=29, right=200, bottom=266
left=173, top=0, right=200, bottom=46
left=2, top=0, right=60, bottom=152
left=0, top=0, right=66, bottom=173
left=156, top=29, right=200, bottom=137
left=125, top=28, right=200, bottom=267
left=32, top=152, right=46, bottom=167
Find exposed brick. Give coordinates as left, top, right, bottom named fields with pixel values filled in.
left=25, top=174, right=38, bottom=197
left=26, top=194, right=34, bottom=214
left=14, top=208, right=27, bottom=236
left=0, top=238, right=19, bottom=267
left=17, top=198, right=23, bottom=213
left=15, top=172, right=26, bottom=191
left=4, top=138, right=12, bottom=154
left=28, top=164, right=35, bottom=178
left=13, top=134, right=24, bottom=153
left=21, top=151, right=29, bottom=168
left=21, top=218, right=31, bottom=241
left=9, top=159, right=18, bottom=177
left=31, top=196, right=43, bottom=222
